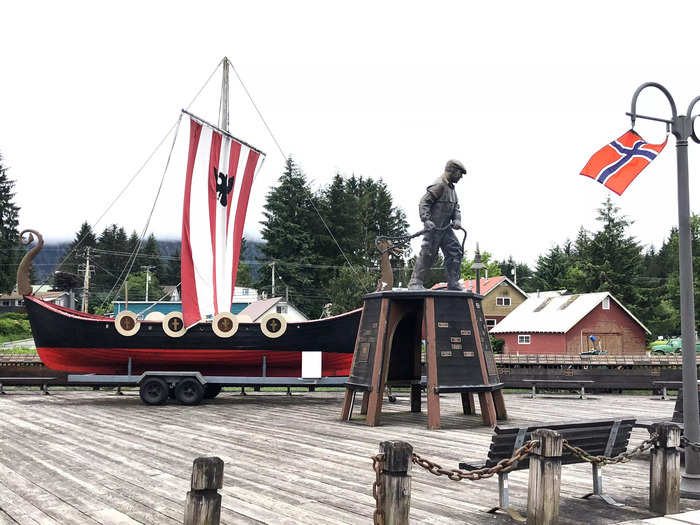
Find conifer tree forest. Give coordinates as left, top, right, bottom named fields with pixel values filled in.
left=0, top=149, right=697, bottom=339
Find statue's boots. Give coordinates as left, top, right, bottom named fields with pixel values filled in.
left=408, top=279, right=425, bottom=290
left=446, top=258, right=463, bottom=291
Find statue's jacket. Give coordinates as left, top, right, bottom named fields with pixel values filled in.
left=418, top=174, right=461, bottom=229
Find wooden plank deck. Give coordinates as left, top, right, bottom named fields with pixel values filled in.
left=0, top=389, right=697, bottom=524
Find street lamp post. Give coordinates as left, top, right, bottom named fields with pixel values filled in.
left=471, top=243, right=487, bottom=295
left=629, top=82, right=700, bottom=497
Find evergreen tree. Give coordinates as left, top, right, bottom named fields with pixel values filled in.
left=531, top=245, right=575, bottom=292
left=235, top=237, right=253, bottom=288
left=59, top=222, right=97, bottom=276
left=256, top=158, right=321, bottom=315
left=496, top=256, right=535, bottom=291
left=125, top=271, right=164, bottom=302
left=0, top=154, right=21, bottom=293
left=92, top=224, right=130, bottom=306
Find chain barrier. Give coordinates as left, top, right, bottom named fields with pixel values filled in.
left=681, top=436, right=700, bottom=451
left=411, top=440, right=538, bottom=482
left=562, top=433, right=659, bottom=466
left=371, top=453, right=385, bottom=525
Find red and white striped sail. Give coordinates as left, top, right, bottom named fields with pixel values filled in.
left=181, top=114, right=265, bottom=328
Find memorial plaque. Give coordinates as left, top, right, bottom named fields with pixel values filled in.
left=434, top=297, right=482, bottom=386
left=347, top=297, right=383, bottom=389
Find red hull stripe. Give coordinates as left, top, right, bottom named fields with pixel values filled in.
left=230, top=150, right=260, bottom=301
left=181, top=119, right=204, bottom=328
left=208, top=132, right=223, bottom=315
left=37, top=346, right=353, bottom=377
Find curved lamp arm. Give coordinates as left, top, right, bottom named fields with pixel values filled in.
left=686, top=95, right=700, bottom=144
left=629, top=82, right=678, bottom=127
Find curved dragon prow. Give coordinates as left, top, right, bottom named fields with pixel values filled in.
left=17, top=229, right=43, bottom=296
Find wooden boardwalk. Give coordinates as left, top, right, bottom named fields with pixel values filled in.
left=0, top=389, right=697, bottom=524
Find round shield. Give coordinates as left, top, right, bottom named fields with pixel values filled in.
left=115, top=311, right=140, bottom=337
left=259, top=313, right=287, bottom=339
left=162, top=312, right=187, bottom=338
left=144, top=311, right=165, bottom=322
left=212, top=312, right=239, bottom=338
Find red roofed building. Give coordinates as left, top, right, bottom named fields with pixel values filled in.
left=432, top=276, right=528, bottom=328
left=490, top=291, right=650, bottom=355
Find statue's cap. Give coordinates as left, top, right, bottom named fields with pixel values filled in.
left=445, top=159, right=466, bottom=174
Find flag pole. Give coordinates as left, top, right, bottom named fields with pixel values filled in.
left=630, top=82, right=700, bottom=497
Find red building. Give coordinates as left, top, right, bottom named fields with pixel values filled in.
left=489, top=291, right=650, bottom=355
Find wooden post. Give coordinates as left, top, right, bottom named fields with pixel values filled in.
left=410, top=385, right=421, bottom=413
left=527, top=429, right=562, bottom=525
left=493, top=389, right=508, bottom=420
left=461, top=392, right=475, bottom=415
left=649, top=422, right=681, bottom=515
left=184, top=456, right=224, bottom=525
left=378, top=441, right=412, bottom=525
left=360, top=391, right=370, bottom=415
left=424, top=297, right=441, bottom=430
left=477, top=391, right=497, bottom=427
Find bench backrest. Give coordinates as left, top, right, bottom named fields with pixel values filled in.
left=484, top=417, right=636, bottom=470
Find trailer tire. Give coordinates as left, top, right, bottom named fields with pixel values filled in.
left=140, top=377, right=168, bottom=405
left=204, top=384, right=222, bottom=399
left=175, top=378, right=204, bottom=405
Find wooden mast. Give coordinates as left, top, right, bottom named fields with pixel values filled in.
left=220, top=57, right=229, bottom=132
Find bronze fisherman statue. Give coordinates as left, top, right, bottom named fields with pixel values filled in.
left=408, top=159, right=466, bottom=291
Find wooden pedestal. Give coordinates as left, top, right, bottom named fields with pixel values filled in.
left=341, top=290, right=506, bottom=429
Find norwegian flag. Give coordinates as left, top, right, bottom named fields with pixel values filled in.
left=181, top=114, right=265, bottom=328
left=580, top=130, right=667, bottom=195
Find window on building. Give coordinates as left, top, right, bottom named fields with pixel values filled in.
left=496, top=297, right=511, bottom=306
left=0, top=300, right=9, bottom=307
left=276, top=305, right=288, bottom=314
left=518, top=334, right=531, bottom=344
left=241, top=288, right=249, bottom=296
left=602, top=297, right=610, bottom=310
left=15, top=299, right=24, bottom=306
left=486, top=318, right=496, bottom=328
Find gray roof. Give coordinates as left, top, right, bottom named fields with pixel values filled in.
left=238, top=297, right=282, bottom=321
left=490, top=291, right=650, bottom=335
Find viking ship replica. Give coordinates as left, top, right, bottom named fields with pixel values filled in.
left=18, top=58, right=361, bottom=383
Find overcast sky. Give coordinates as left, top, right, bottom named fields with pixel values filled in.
left=2, top=1, right=699, bottom=267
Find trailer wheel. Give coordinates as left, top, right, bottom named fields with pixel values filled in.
left=204, top=384, right=222, bottom=399
left=140, top=377, right=168, bottom=406
left=175, top=378, right=204, bottom=405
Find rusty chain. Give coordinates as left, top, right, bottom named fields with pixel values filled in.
left=681, top=436, right=700, bottom=451
left=411, top=440, right=539, bottom=481
left=562, top=433, right=659, bottom=466
left=371, top=453, right=385, bottom=525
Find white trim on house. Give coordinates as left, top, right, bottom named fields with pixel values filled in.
left=518, top=334, right=531, bottom=344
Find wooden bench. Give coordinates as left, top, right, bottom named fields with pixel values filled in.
left=523, top=379, right=594, bottom=399
left=458, top=417, right=636, bottom=515
left=0, top=377, right=57, bottom=395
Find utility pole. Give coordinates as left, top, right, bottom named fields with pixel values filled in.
left=512, top=264, right=517, bottom=285
left=626, top=82, right=700, bottom=497
left=271, top=262, right=276, bottom=297
left=78, top=247, right=94, bottom=313
left=141, top=265, right=155, bottom=302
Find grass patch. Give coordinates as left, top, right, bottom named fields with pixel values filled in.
left=0, top=313, right=32, bottom=343
left=0, top=347, right=37, bottom=355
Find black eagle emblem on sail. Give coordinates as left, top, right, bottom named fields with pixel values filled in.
left=214, top=167, right=234, bottom=206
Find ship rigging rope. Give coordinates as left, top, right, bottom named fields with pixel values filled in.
left=99, top=114, right=183, bottom=311
left=229, top=61, right=369, bottom=293
left=34, top=59, right=224, bottom=294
